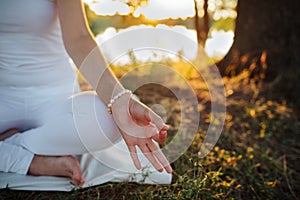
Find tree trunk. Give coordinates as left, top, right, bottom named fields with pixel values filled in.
left=194, top=0, right=202, bottom=45
left=203, top=0, right=209, bottom=43
left=218, top=0, right=300, bottom=102
left=194, top=0, right=209, bottom=45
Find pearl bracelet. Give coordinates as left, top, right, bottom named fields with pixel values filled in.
left=107, top=89, right=132, bottom=114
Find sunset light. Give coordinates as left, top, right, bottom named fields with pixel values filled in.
left=1, top=0, right=298, bottom=198
left=84, top=0, right=236, bottom=61
left=85, top=0, right=195, bottom=19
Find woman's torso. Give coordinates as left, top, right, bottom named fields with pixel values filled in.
left=0, top=0, right=77, bottom=88
left=0, top=0, right=80, bottom=131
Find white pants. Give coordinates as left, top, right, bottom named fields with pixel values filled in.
left=0, top=82, right=122, bottom=175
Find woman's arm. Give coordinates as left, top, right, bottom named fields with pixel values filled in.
left=56, top=0, right=123, bottom=104
left=56, top=0, right=172, bottom=173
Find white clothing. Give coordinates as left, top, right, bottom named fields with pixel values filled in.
left=0, top=0, right=76, bottom=87
left=0, top=0, right=171, bottom=189
left=0, top=0, right=80, bottom=175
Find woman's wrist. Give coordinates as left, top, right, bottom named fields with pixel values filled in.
left=107, top=89, right=132, bottom=114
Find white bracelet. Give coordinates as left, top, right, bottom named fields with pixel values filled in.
left=107, top=89, right=132, bottom=114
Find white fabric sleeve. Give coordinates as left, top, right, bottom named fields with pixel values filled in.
left=0, top=141, right=34, bottom=175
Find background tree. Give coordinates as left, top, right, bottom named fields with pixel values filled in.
left=218, top=0, right=300, bottom=105
left=194, top=0, right=209, bottom=45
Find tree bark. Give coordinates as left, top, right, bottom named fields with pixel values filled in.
left=194, top=0, right=209, bottom=45
left=203, top=0, right=209, bottom=43
left=217, top=0, right=300, bottom=102
left=194, top=0, right=202, bottom=45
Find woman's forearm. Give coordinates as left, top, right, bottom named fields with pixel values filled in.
left=57, top=0, right=124, bottom=105
left=66, top=35, right=125, bottom=105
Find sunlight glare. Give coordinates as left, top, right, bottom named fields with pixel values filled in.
left=88, top=0, right=130, bottom=15
left=134, top=0, right=195, bottom=20
left=95, top=25, right=198, bottom=64
left=85, top=0, right=236, bottom=61
left=85, top=0, right=195, bottom=19
left=205, top=30, right=234, bottom=59
left=213, top=10, right=237, bottom=20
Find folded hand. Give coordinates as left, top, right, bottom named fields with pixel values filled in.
left=112, top=93, right=172, bottom=173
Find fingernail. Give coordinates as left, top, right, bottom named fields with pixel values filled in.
left=163, top=124, right=169, bottom=130
left=167, top=166, right=173, bottom=174
left=160, top=131, right=167, bottom=135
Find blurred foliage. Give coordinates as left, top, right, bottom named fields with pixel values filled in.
left=210, top=17, right=235, bottom=32
left=119, top=0, right=149, bottom=12
left=208, top=0, right=237, bottom=10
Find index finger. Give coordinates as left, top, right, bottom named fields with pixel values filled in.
left=147, top=109, right=168, bottom=132
left=129, top=97, right=168, bottom=132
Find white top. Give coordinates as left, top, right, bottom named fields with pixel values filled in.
left=0, top=0, right=77, bottom=87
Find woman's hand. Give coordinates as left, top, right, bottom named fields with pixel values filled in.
left=111, top=94, right=172, bottom=174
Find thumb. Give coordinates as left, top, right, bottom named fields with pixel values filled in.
left=153, top=130, right=167, bottom=144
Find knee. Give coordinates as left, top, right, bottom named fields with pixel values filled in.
left=71, top=91, right=106, bottom=116
left=106, top=129, right=122, bottom=145
left=71, top=91, right=122, bottom=148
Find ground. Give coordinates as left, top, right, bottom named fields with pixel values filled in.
left=0, top=60, right=299, bottom=199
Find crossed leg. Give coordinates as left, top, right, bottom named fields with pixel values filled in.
left=1, top=91, right=122, bottom=185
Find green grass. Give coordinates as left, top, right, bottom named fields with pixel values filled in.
left=1, top=60, right=299, bottom=200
